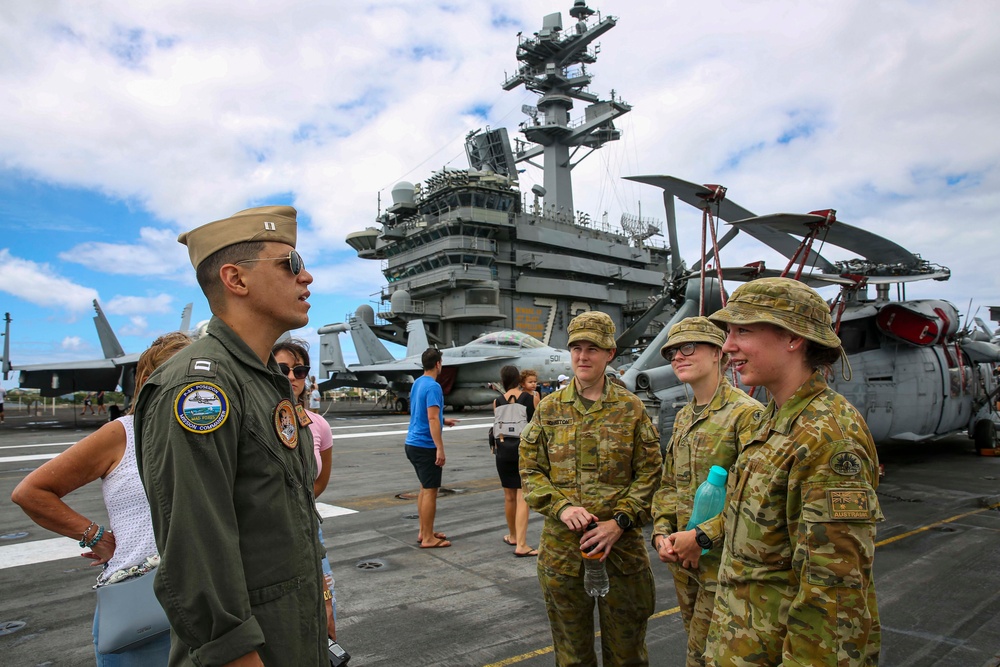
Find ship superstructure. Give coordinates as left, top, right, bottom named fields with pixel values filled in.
left=343, top=2, right=673, bottom=354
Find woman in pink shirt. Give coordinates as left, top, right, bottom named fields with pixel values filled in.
left=273, top=339, right=337, bottom=640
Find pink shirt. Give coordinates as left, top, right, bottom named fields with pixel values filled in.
left=307, top=409, right=333, bottom=480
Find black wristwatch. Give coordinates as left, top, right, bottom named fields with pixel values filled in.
left=694, top=526, right=713, bottom=550
left=613, top=513, right=633, bottom=531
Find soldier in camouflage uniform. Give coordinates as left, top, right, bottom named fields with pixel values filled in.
left=704, top=277, right=882, bottom=666
left=520, top=311, right=662, bottom=667
left=650, top=317, right=761, bottom=667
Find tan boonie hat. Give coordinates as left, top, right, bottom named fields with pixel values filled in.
left=709, top=277, right=841, bottom=348
left=567, top=311, right=616, bottom=350
left=178, top=205, right=298, bottom=269
left=660, top=316, right=726, bottom=359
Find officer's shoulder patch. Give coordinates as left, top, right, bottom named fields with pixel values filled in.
left=174, top=382, right=229, bottom=433
left=187, top=358, right=218, bottom=378
left=827, top=488, right=871, bottom=520
left=831, top=450, right=863, bottom=476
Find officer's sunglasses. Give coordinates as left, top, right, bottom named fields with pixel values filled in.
left=235, top=250, right=305, bottom=275
left=278, top=363, right=311, bottom=380
left=664, top=342, right=699, bottom=362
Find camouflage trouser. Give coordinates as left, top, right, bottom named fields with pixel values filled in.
left=669, top=565, right=716, bottom=667
left=538, top=562, right=656, bottom=667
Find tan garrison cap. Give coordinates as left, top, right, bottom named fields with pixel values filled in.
left=660, top=316, right=726, bottom=359
left=567, top=311, right=616, bottom=350
left=178, top=205, right=298, bottom=269
left=709, top=277, right=841, bottom=348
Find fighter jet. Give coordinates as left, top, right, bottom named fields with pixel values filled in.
left=619, top=175, right=1000, bottom=454
left=2, top=300, right=203, bottom=405
left=317, top=314, right=572, bottom=411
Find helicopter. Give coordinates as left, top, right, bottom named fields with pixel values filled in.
left=618, top=175, right=1000, bottom=456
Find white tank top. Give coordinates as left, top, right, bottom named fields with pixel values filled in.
left=98, top=415, right=159, bottom=583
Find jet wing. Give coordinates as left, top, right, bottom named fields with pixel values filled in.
left=625, top=175, right=837, bottom=272
left=15, top=353, right=141, bottom=397
left=730, top=213, right=920, bottom=267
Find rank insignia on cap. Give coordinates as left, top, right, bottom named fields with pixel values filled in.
left=831, top=451, right=863, bottom=476
left=274, top=399, right=299, bottom=449
left=174, top=382, right=229, bottom=433
left=295, top=404, right=312, bottom=427
left=828, top=489, right=871, bottom=519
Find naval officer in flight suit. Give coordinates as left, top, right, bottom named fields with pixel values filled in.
left=134, top=206, right=327, bottom=666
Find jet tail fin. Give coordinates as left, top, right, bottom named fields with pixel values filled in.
left=317, top=323, right=350, bottom=377
left=405, top=319, right=431, bottom=358
left=93, top=300, right=125, bottom=359
left=179, top=303, right=193, bottom=333
left=349, top=316, right=395, bottom=365
left=2, top=312, right=10, bottom=380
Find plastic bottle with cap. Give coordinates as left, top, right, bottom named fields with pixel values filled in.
left=686, top=465, right=729, bottom=555
left=581, top=522, right=610, bottom=598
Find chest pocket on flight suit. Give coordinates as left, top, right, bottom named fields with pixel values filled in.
left=729, top=456, right=791, bottom=569
left=244, top=413, right=301, bottom=490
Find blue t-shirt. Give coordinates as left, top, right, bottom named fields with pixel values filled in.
left=405, top=374, right=444, bottom=448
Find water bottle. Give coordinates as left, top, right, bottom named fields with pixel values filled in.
left=581, top=519, right=609, bottom=598
left=686, top=465, right=728, bottom=555
left=582, top=549, right=610, bottom=598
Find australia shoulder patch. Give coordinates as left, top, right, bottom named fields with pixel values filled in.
left=827, top=489, right=872, bottom=520
left=174, top=382, right=229, bottom=433
left=274, top=399, right=299, bottom=449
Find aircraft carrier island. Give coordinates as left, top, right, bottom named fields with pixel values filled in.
left=343, top=1, right=671, bottom=355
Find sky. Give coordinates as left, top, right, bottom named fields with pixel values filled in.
left=2, top=0, right=998, bottom=391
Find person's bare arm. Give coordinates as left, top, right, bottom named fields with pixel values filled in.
left=11, top=419, right=125, bottom=564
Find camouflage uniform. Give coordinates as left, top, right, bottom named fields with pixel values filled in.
left=705, top=278, right=882, bottom=666
left=521, top=374, right=661, bottom=667
left=651, top=377, right=760, bottom=667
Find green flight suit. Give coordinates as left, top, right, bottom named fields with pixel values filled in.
left=520, top=378, right=662, bottom=667
left=651, top=378, right=761, bottom=667
left=135, top=317, right=326, bottom=667
left=705, top=371, right=882, bottom=666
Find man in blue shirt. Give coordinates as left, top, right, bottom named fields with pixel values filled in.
left=406, top=348, right=458, bottom=548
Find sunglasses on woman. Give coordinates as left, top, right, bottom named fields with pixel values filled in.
left=664, top=342, right=699, bottom=362
left=278, top=363, right=310, bottom=379
left=235, top=250, right=305, bottom=275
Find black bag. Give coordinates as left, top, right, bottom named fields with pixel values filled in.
left=488, top=426, right=496, bottom=453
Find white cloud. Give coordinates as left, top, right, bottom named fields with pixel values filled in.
left=61, top=336, right=85, bottom=351
left=0, top=249, right=99, bottom=311
left=105, top=293, right=173, bottom=316
left=119, top=315, right=149, bottom=337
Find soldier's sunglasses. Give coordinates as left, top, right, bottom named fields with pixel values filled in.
left=664, top=342, right=699, bottom=362
left=235, top=250, right=305, bottom=275
left=278, top=363, right=311, bottom=379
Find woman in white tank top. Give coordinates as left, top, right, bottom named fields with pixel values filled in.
left=12, top=332, right=191, bottom=666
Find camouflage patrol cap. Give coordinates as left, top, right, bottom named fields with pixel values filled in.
left=178, top=205, right=298, bottom=269
left=567, top=311, right=616, bottom=350
left=660, top=316, right=726, bottom=359
left=709, top=277, right=841, bottom=348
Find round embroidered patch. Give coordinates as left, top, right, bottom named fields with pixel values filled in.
left=274, top=399, right=298, bottom=449
left=831, top=450, right=863, bottom=476
left=174, top=382, right=229, bottom=433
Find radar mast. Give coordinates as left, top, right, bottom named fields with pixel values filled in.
left=502, top=1, right=631, bottom=217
